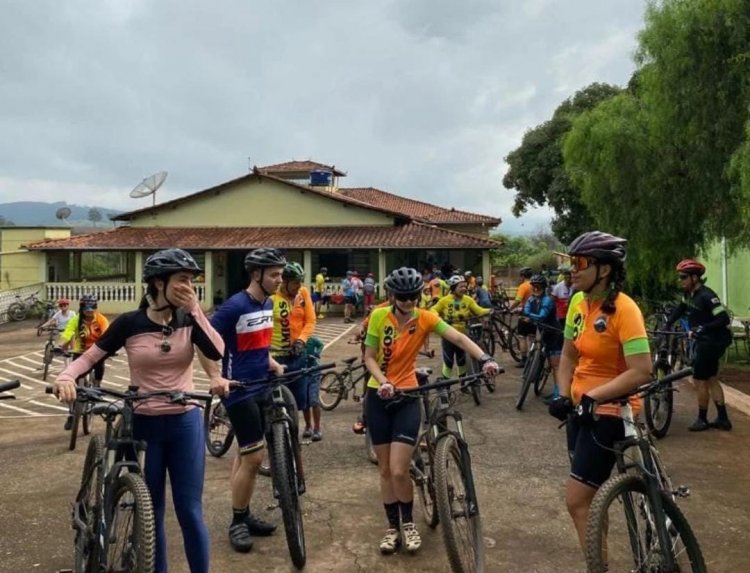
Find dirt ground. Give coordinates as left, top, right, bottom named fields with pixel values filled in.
left=0, top=318, right=749, bottom=572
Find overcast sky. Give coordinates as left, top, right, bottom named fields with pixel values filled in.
left=0, top=0, right=645, bottom=234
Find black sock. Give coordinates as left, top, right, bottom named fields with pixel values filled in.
left=715, top=402, right=729, bottom=421
left=698, top=408, right=708, bottom=422
left=232, top=506, right=249, bottom=525
left=384, top=502, right=400, bottom=529
left=399, top=500, right=414, bottom=524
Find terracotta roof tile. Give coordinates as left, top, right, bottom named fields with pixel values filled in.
left=338, top=187, right=500, bottom=225
left=257, top=160, right=346, bottom=177
left=26, top=223, right=501, bottom=251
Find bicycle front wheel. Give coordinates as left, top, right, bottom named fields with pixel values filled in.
left=69, top=400, right=83, bottom=451
left=586, top=473, right=706, bottom=573
left=515, top=349, right=541, bottom=410
left=42, top=342, right=54, bottom=381
left=74, top=435, right=105, bottom=572
left=434, top=433, right=485, bottom=573
left=8, top=303, right=26, bottom=322
left=644, top=373, right=674, bottom=439
left=106, top=472, right=156, bottom=573
left=318, top=372, right=344, bottom=411
left=412, top=436, right=438, bottom=528
left=205, top=398, right=235, bottom=457
left=507, top=328, right=522, bottom=363
left=270, top=422, right=306, bottom=569
left=465, top=358, right=482, bottom=406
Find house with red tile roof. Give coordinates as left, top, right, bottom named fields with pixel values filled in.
left=24, top=161, right=501, bottom=312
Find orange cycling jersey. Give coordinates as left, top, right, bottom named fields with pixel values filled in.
left=365, top=307, right=448, bottom=389
left=564, top=291, right=650, bottom=416
left=430, top=294, right=490, bottom=334
left=271, top=286, right=315, bottom=354
left=515, top=280, right=532, bottom=305
left=60, top=312, right=110, bottom=354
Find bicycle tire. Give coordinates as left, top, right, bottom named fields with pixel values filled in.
left=75, top=435, right=105, bottom=573
left=515, top=350, right=540, bottom=410
left=318, top=372, right=344, bottom=411
left=464, top=357, right=482, bottom=406
left=645, top=368, right=674, bottom=439
left=8, top=303, right=26, bottom=322
left=585, top=473, right=706, bottom=573
left=365, top=430, right=377, bottom=465
left=412, top=437, right=439, bottom=528
left=81, top=372, right=95, bottom=436
left=205, top=398, right=235, bottom=457
left=532, top=353, right=548, bottom=396
left=507, top=328, right=522, bottom=363
left=42, top=341, right=54, bottom=381
left=481, top=326, right=495, bottom=358
left=69, top=400, right=83, bottom=451
left=105, top=472, right=156, bottom=573
left=434, top=434, right=485, bottom=573
left=270, top=421, right=306, bottom=568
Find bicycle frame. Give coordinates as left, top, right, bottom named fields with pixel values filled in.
left=339, top=361, right=369, bottom=400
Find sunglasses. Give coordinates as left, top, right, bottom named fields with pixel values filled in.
left=160, top=325, right=174, bottom=353
left=569, top=256, right=595, bottom=271
left=81, top=305, right=97, bottom=311
left=678, top=273, right=691, bottom=280
left=394, top=292, right=420, bottom=302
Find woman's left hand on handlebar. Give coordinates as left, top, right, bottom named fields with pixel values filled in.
left=53, top=378, right=77, bottom=403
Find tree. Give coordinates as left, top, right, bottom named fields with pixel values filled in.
left=490, top=231, right=564, bottom=271
left=503, top=83, right=622, bottom=244
left=88, top=207, right=103, bottom=227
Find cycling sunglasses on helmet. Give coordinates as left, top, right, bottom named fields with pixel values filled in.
left=394, top=292, right=420, bottom=302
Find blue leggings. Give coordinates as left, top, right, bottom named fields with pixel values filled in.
left=133, top=408, right=209, bottom=573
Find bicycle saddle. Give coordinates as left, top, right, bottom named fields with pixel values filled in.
left=342, top=356, right=359, bottom=365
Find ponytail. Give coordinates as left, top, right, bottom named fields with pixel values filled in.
left=601, top=264, right=626, bottom=315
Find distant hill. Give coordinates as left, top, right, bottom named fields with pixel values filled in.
left=0, top=201, right=122, bottom=227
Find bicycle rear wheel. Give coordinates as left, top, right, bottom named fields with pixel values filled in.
left=515, top=349, right=541, bottom=410
left=74, top=435, right=105, bottom=573
left=270, top=421, right=306, bottom=569
left=507, top=328, right=522, bottom=363
left=434, top=434, right=485, bottom=573
left=412, top=436, right=438, bottom=528
left=69, top=400, right=83, bottom=451
left=42, top=342, right=53, bottom=381
left=533, top=360, right=549, bottom=397
left=81, top=373, right=95, bottom=436
left=205, top=398, right=235, bottom=457
left=318, top=372, right=344, bottom=411
left=465, top=358, right=482, bottom=406
left=644, top=369, right=674, bottom=439
left=8, top=303, right=26, bottom=322
left=106, top=472, right=156, bottom=573
left=481, top=325, right=495, bottom=358
left=586, top=473, right=706, bottom=573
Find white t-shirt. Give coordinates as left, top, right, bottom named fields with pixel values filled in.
left=52, top=310, right=76, bottom=331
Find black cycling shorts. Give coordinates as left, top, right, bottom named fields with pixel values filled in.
left=224, top=388, right=299, bottom=456
left=364, top=387, right=421, bottom=447
left=692, top=340, right=729, bottom=380
left=566, top=415, right=625, bottom=489
left=516, top=320, right=536, bottom=337
left=441, top=338, right=466, bottom=370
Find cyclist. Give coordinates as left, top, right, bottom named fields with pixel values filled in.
left=363, top=272, right=377, bottom=314
left=508, top=267, right=535, bottom=366
left=364, top=267, right=500, bottom=554
left=197, top=247, right=287, bottom=553
left=342, top=270, right=355, bottom=323
left=40, top=298, right=76, bottom=332
left=666, top=259, right=733, bottom=431
left=473, top=276, right=493, bottom=309
left=58, top=293, right=110, bottom=430
left=428, top=269, right=447, bottom=305
left=314, top=266, right=327, bottom=318
left=54, top=248, right=225, bottom=573
left=464, top=270, right=477, bottom=294
left=547, top=231, right=651, bottom=556
left=271, top=262, right=320, bottom=440
left=522, top=274, right=563, bottom=403
left=551, top=265, right=573, bottom=325
left=431, top=275, right=492, bottom=379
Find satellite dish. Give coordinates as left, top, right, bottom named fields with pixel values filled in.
left=129, top=171, right=168, bottom=206
left=55, top=207, right=72, bottom=226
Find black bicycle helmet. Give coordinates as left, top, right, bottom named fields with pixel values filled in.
left=282, top=262, right=305, bottom=281
left=384, top=267, right=424, bottom=295
left=529, top=274, right=548, bottom=288
left=79, top=293, right=97, bottom=308
left=244, top=248, right=287, bottom=272
left=568, top=231, right=627, bottom=265
left=143, top=248, right=202, bottom=281
left=519, top=267, right=533, bottom=278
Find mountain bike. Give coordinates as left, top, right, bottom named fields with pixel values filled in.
left=481, top=309, right=522, bottom=363
left=205, top=397, right=235, bottom=457
left=55, top=350, right=100, bottom=451
left=645, top=328, right=687, bottom=438
left=318, top=356, right=368, bottom=411
left=230, top=362, right=335, bottom=569
left=403, top=368, right=502, bottom=573
left=36, top=300, right=57, bottom=335
left=46, top=383, right=213, bottom=573
left=40, top=327, right=59, bottom=381
left=6, top=292, right=45, bottom=322
left=515, top=321, right=559, bottom=411
left=583, top=368, right=706, bottom=573
left=465, top=317, right=495, bottom=405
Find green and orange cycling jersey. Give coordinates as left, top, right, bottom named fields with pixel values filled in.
left=430, top=294, right=490, bottom=334
left=365, top=306, right=449, bottom=390
left=60, top=312, right=110, bottom=354
left=270, top=286, right=316, bottom=355
left=564, top=291, right=650, bottom=416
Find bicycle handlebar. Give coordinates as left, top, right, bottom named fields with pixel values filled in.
left=227, top=362, right=337, bottom=390
left=0, top=379, right=21, bottom=393
left=45, top=384, right=213, bottom=405
left=396, top=368, right=505, bottom=396
left=594, top=367, right=693, bottom=406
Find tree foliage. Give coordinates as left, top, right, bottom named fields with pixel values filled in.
left=490, top=231, right=563, bottom=271
left=503, top=83, right=622, bottom=244
left=88, top=208, right=103, bottom=227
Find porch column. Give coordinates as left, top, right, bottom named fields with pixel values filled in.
left=73, top=252, right=82, bottom=280
left=134, top=251, right=143, bottom=303
left=378, top=249, right=387, bottom=297
left=203, top=251, right=213, bottom=311
left=303, top=250, right=312, bottom=287
left=482, top=250, right=491, bottom=284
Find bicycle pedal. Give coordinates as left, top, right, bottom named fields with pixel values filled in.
left=675, top=485, right=690, bottom=498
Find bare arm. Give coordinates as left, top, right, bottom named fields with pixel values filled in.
left=557, top=339, right=577, bottom=399
left=196, top=348, right=229, bottom=396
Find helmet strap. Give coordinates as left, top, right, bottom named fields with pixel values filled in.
left=254, top=268, right=274, bottom=298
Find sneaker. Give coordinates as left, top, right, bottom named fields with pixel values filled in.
left=688, top=418, right=710, bottom=432
left=352, top=419, right=366, bottom=435
left=229, top=522, right=254, bottom=553
left=302, top=427, right=313, bottom=439
left=245, top=512, right=276, bottom=536
left=379, top=528, right=401, bottom=554
left=311, top=429, right=322, bottom=442
left=402, top=522, right=421, bottom=552
left=541, top=393, right=555, bottom=405
left=709, top=417, right=733, bottom=431
left=64, top=415, right=73, bottom=431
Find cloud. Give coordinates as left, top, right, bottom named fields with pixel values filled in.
left=0, top=0, right=646, bottom=233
